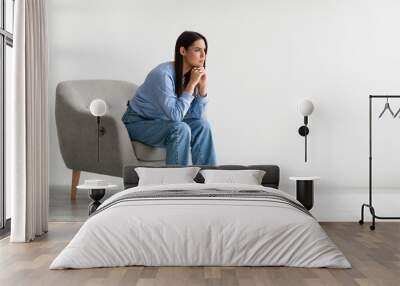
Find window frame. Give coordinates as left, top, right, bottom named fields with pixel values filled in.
left=0, top=0, right=14, bottom=232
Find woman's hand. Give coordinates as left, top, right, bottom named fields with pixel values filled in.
left=197, top=68, right=207, bottom=97
left=185, top=66, right=206, bottom=95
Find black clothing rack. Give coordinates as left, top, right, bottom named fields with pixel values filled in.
left=359, top=95, right=400, bottom=230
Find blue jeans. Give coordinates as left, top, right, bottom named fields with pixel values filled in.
left=122, top=104, right=217, bottom=166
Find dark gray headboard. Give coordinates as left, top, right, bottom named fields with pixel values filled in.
left=123, top=165, right=280, bottom=189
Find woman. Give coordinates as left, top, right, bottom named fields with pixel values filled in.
left=122, top=31, right=217, bottom=166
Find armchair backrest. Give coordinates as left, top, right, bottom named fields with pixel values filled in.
left=55, top=80, right=140, bottom=177
left=56, top=79, right=137, bottom=117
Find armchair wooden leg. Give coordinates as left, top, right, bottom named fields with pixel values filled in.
left=71, top=170, right=81, bottom=200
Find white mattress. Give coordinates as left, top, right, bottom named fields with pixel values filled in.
left=50, top=183, right=351, bottom=269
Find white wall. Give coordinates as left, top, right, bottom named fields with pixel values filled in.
left=48, top=0, right=400, bottom=221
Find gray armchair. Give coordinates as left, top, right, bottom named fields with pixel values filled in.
left=55, top=80, right=166, bottom=200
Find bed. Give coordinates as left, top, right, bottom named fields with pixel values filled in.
left=50, top=165, right=351, bottom=269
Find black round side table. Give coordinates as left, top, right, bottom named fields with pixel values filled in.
left=77, top=183, right=117, bottom=215
left=289, top=177, right=320, bottom=210
left=88, top=189, right=106, bottom=215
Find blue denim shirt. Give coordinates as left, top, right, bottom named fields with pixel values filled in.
left=128, top=61, right=208, bottom=122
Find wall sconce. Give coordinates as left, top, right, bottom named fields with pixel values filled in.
left=298, top=99, right=314, bottom=162
left=89, top=99, right=107, bottom=162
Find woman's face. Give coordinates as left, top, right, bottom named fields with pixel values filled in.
left=180, top=39, right=207, bottom=67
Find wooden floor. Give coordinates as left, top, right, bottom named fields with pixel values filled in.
left=0, top=222, right=399, bottom=286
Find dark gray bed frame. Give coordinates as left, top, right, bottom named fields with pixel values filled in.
left=123, top=165, right=280, bottom=189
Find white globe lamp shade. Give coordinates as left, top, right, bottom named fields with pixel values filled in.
left=299, top=99, right=314, bottom=116
left=89, top=99, right=107, bottom=117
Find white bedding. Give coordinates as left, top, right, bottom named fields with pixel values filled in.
left=50, top=183, right=351, bottom=269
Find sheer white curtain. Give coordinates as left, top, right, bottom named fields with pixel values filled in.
left=9, top=0, right=49, bottom=242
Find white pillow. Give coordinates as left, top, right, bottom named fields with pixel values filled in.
left=200, top=169, right=266, bottom=185
left=135, top=167, right=201, bottom=186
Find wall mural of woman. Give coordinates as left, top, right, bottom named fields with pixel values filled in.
left=122, top=31, right=217, bottom=166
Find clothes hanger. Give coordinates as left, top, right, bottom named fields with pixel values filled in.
left=393, top=105, right=400, bottom=118
left=378, top=97, right=395, bottom=118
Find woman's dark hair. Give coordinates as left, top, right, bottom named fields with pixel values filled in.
left=174, top=31, right=208, bottom=96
